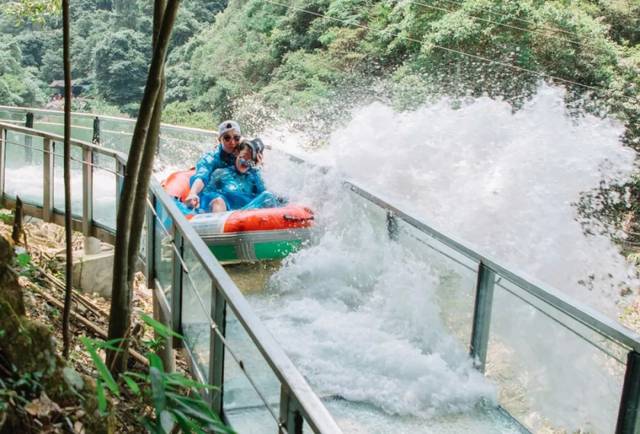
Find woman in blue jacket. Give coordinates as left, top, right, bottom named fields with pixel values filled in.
left=209, top=139, right=283, bottom=213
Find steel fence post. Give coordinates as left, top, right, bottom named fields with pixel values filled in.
left=92, top=116, right=101, bottom=144
left=616, top=351, right=640, bottom=434
left=82, top=147, right=94, bottom=242
left=171, top=227, right=184, bottom=347
left=42, top=138, right=54, bottom=222
left=469, top=262, right=495, bottom=372
left=0, top=128, right=7, bottom=204
left=24, top=112, right=33, bottom=163
left=209, top=284, right=226, bottom=417
left=279, top=385, right=303, bottom=434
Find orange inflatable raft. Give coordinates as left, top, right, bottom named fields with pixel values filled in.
left=162, top=170, right=313, bottom=262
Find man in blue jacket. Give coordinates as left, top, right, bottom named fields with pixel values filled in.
left=184, top=120, right=241, bottom=210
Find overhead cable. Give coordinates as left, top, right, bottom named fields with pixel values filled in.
left=405, top=0, right=611, bottom=56
left=435, top=0, right=597, bottom=40
left=263, top=0, right=639, bottom=105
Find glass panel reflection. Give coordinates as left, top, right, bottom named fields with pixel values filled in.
left=181, top=244, right=212, bottom=379
left=223, top=307, right=280, bottom=433
left=92, top=155, right=116, bottom=229
left=153, top=202, right=173, bottom=302
left=4, top=131, right=44, bottom=205
left=486, top=279, right=626, bottom=433
left=53, top=143, right=83, bottom=216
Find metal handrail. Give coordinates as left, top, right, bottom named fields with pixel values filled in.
left=149, top=180, right=340, bottom=432
left=0, top=121, right=123, bottom=159
left=3, top=107, right=640, bottom=432
left=0, top=105, right=218, bottom=135
left=346, top=179, right=640, bottom=352
left=0, top=121, right=342, bottom=433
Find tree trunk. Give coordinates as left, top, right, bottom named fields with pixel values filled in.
left=107, top=0, right=180, bottom=375
left=127, top=0, right=166, bottom=290
left=61, top=0, right=73, bottom=360
left=11, top=196, right=24, bottom=245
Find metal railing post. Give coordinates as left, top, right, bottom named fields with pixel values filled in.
left=92, top=116, right=100, bottom=144
left=170, top=227, right=184, bottom=347
left=146, top=193, right=156, bottom=290
left=0, top=128, right=6, bottom=201
left=616, top=351, right=640, bottom=434
left=386, top=210, right=398, bottom=240
left=42, top=139, right=54, bottom=222
left=280, top=386, right=303, bottom=434
left=82, top=146, right=102, bottom=253
left=115, top=159, right=125, bottom=213
left=469, top=262, right=495, bottom=372
left=24, top=112, right=33, bottom=163
left=82, top=147, right=94, bottom=243
left=209, top=284, right=226, bottom=416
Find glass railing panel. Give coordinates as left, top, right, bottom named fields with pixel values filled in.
left=53, top=143, right=84, bottom=216
left=35, top=112, right=116, bottom=144
left=181, top=243, right=212, bottom=379
left=4, top=131, right=44, bottom=205
left=486, top=278, right=626, bottom=433
left=158, top=125, right=212, bottom=163
left=99, top=118, right=135, bottom=154
left=153, top=201, right=173, bottom=301
left=223, top=307, right=280, bottom=433
left=92, top=155, right=117, bottom=229
left=393, top=216, right=479, bottom=348
left=0, top=108, right=26, bottom=123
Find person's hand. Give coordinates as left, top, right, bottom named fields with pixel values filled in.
left=256, top=151, right=264, bottom=167
left=184, top=193, right=200, bottom=209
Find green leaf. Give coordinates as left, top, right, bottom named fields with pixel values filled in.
left=159, top=410, right=175, bottom=433
left=122, top=374, right=141, bottom=396
left=95, top=338, right=126, bottom=352
left=0, top=212, right=12, bottom=224
left=80, top=337, right=120, bottom=397
left=149, top=366, right=167, bottom=414
left=142, top=418, right=164, bottom=434
left=141, top=314, right=183, bottom=339
left=171, top=409, right=199, bottom=434
left=147, top=353, right=165, bottom=372
left=96, top=380, right=107, bottom=414
left=16, top=253, right=31, bottom=267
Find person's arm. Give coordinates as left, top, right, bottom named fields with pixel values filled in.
left=185, top=152, right=217, bottom=208
left=252, top=171, right=266, bottom=195
left=184, top=178, right=204, bottom=208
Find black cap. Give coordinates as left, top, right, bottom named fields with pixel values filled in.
left=248, top=138, right=265, bottom=161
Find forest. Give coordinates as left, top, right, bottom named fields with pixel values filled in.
left=2, top=0, right=640, bottom=432
left=1, top=0, right=639, bottom=144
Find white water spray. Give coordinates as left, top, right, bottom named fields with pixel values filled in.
left=252, top=85, right=637, bottom=432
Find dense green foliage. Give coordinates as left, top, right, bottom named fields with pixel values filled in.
left=0, top=0, right=224, bottom=115
left=0, top=0, right=638, bottom=141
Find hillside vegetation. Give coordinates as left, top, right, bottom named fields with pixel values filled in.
left=1, top=0, right=638, bottom=143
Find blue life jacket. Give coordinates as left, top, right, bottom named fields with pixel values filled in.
left=190, top=144, right=236, bottom=189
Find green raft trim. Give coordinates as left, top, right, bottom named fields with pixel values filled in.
left=209, top=239, right=303, bottom=262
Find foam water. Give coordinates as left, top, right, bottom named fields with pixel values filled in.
left=250, top=84, right=637, bottom=431
left=265, top=84, right=638, bottom=315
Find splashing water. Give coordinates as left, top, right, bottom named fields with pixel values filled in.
left=250, top=85, right=637, bottom=431
left=267, top=84, right=638, bottom=315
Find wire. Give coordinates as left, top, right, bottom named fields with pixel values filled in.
left=146, top=199, right=289, bottom=432
left=4, top=139, right=122, bottom=177
left=263, top=0, right=640, bottom=105
left=434, top=0, right=593, bottom=40
left=406, top=0, right=608, bottom=55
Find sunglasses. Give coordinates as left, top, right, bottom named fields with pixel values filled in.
left=238, top=158, right=256, bottom=168
left=222, top=134, right=241, bottom=142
